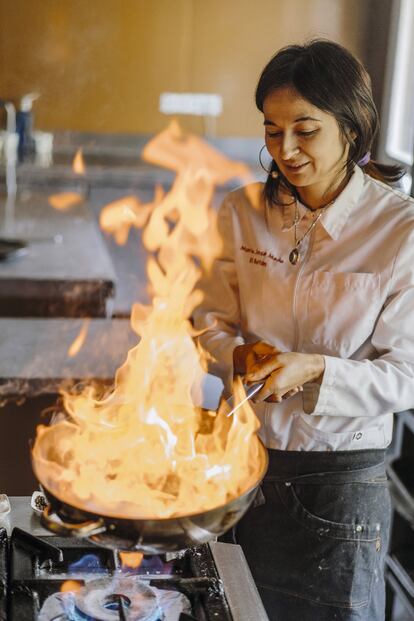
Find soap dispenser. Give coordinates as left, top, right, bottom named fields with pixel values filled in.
left=16, top=92, right=39, bottom=161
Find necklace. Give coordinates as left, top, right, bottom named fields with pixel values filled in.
left=289, top=203, right=329, bottom=265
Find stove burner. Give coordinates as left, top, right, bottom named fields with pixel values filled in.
left=104, top=593, right=131, bottom=612
left=38, top=576, right=193, bottom=621
left=74, top=577, right=160, bottom=621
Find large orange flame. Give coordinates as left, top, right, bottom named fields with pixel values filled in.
left=99, top=186, right=164, bottom=245
left=33, top=122, right=262, bottom=520
left=142, top=119, right=252, bottom=186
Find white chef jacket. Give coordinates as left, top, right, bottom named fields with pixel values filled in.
left=193, top=166, right=414, bottom=451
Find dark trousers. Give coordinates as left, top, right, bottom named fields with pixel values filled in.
left=231, top=449, right=391, bottom=621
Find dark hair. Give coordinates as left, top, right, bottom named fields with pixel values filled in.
left=255, top=39, right=405, bottom=206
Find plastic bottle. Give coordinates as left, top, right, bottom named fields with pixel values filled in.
left=16, top=92, right=39, bottom=161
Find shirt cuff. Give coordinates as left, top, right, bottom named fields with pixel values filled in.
left=305, top=355, right=336, bottom=415
left=202, top=335, right=245, bottom=397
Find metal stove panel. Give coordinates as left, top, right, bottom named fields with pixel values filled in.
left=210, top=542, right=269, bottom=621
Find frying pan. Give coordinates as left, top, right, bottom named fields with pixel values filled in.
left=33, top=435, right=267, bottom=554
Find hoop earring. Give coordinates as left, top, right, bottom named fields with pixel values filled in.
left=259, top=145, right=279, bottom=178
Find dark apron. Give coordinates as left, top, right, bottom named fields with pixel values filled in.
left=227, top=448, right=391, bottom=621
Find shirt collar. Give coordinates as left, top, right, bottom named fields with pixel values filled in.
left=280, top=166, right=365, bottom=239
left=319, top=166, right=365, bottom=240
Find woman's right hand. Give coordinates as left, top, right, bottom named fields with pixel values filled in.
left=233, top=341, right=280, bottom=381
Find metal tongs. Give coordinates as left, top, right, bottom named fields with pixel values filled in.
left=226, top=381, right=265, bottom=417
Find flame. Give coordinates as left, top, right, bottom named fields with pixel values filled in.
left=142, top=119, right=252, bottom=186
left=48, top=147, right=85, bottom=210
left=48, top=192, right=84, bottom=211
left=119, top=551, right=144, bottom=569
left=33, top=123, right=262, bottom=520
left=67, top=319, right=90, bottom=357
left=73, top=148, right=86, bottom=175
left=99, top=186, right=164, bottom=245
left=60, top=580, right=82, bottom=592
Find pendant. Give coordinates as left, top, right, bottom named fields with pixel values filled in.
left=289, top=247, right=300, bottom=265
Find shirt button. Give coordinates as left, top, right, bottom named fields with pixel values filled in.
left=355, top=524, right=363, bottom=532
left=285, top=482, right=291, bottom=487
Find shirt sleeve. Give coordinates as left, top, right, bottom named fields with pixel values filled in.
left=192, top=196, right=245, bottom=394
left=311, top=227, right=414, bottom=418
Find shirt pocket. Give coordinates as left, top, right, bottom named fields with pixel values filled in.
left=303, top=270, right=381, bottom=357
left=289, top=413, right=386, bottom=451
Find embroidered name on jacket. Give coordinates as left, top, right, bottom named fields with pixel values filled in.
left=240, top=244, right=284, bottom=266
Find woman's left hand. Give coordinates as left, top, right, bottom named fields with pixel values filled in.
left=245, top=352, right=325, bottom=403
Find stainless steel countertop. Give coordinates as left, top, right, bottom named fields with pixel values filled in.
left=0, top=495, right=50, bottom=537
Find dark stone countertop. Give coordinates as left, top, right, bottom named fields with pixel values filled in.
left=0, top=318, right=138, bottom=396
left=0, top=190, right=117, bottom=317
left=0, top=316, right=223, bottom=407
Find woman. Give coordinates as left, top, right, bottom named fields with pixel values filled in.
left=193, top=40, right=413, bottom=620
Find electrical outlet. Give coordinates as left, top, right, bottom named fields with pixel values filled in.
left=159, top=93, right=223, bottom=116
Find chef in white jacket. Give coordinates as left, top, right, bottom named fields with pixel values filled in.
left=193, top=40, right=412, bottom=621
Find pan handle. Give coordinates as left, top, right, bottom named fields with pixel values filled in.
left=41, top=504, right=107, bottom=538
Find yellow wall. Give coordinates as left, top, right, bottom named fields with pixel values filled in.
left=0, top=0, right=371, bottom=137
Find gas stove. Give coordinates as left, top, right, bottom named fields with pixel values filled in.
left=0, top=498, right=268, bottom=621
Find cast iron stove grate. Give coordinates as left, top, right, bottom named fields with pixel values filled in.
left=4, top=527, right=234, bottom=620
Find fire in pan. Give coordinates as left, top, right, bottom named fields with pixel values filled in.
left=32, top=428, right=267, bottom=554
